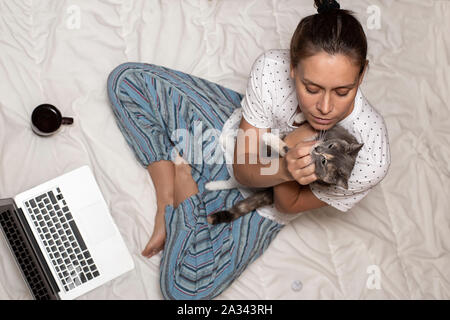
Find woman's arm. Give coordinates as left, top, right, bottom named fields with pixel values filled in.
left=233, top=117, right=328, bottom=217
left=233, top=117, right=292, bottom=188
left=233, top=118, right=322, bottom=188
left=273, top=122, right=328, bottom=213
left=273, top=181, right=328, bottom=213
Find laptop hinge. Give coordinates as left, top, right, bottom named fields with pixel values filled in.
left=12, top=206, right=61, bottom=299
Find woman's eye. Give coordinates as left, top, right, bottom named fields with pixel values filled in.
left=306, top=87, right=319, bottom=94
left=336, top=90, right=349, bottom=97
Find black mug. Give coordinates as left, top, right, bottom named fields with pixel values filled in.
left=31, top=104, right=74, bottom=137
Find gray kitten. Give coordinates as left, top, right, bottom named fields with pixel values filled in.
left=206, top=124, right=363, bottom=225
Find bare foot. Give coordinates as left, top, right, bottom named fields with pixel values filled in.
left=141, top=207, right=167, bottom=258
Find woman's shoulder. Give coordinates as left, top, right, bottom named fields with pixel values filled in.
left=346, top=90, right=391, bottom=182
left=250, top=49, right=294, bottom=93
left=356, top=91, right=390, bottom=148
left=252, top=49, right=290, bottom=68
left=263, top=49, right=290, bottom=61
left=343, top=90, right=389, bottom=144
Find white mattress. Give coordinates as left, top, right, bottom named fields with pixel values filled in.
left=0, top=0, right=449, bottom=299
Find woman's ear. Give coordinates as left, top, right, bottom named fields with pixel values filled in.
left=358, top=59, right=369, bottom=85
left=290, top=64, right=295, bottom=79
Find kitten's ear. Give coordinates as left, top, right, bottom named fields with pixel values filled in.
left=347, top=143, right=364, bottom=156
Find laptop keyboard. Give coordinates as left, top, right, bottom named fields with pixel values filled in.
left=0, top=209, right=52, bottom=300
left=24, top=187, right=100, bottom=292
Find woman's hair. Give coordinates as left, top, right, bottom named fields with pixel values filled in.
left=290, top=0, right=367, bottom=75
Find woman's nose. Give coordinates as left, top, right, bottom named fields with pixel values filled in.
left=317, top=94, right=332, bottom=115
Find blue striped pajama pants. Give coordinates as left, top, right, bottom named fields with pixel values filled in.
left=107, top=62, right=283, bottom=300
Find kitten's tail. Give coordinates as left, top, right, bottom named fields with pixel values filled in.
left=207, top=189, right=274, bottom=224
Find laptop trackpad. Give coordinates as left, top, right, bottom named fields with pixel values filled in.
left=77, top=202, right=116, bottom=246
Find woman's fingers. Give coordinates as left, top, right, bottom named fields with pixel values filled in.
left=295, top=162, right=316, bottom=176
left=286, top=140, right=317, bottom=159
left=295, top=140, right=317, bottom=157
left=285, top=140, right=318, bottom=185
left=286, top=141, right=316, bottom=165
left=291, top=164, right=317, bottom=185
left=289, top=155, right=313, bottom=169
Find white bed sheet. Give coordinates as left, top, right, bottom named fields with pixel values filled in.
left=0, top=0, right=449, bottom=299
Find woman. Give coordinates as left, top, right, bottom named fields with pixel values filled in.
left=107, top=0, right=390, bottom=299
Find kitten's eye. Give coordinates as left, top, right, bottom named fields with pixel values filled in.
left=328, top=143, right=334, bottom=149
left=321, top=158, right=327, bottom=165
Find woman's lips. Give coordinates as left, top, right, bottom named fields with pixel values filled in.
left=312, top=115, right=333, bottom=125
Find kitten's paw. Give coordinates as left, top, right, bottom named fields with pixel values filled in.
left=205, top=181, right=220, bottom=191
left=261, top=132, right=274, bottom=145
left=262, top=132, right=288, bottom=156
left=205, top=180, right=236, bottom=191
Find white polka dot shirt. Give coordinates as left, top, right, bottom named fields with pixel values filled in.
left=219, top=49, right=391, bottom=223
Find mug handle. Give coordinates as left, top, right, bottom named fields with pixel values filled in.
left=62, top=117, right=74, bottom=125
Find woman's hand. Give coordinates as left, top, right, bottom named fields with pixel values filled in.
left=283, top=123, right=319, bottom=185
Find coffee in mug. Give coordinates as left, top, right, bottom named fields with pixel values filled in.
left=31, top=104, right=74, bottom=136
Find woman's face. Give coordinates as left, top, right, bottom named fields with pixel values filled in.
left=290, top=51, right=367, bottom=131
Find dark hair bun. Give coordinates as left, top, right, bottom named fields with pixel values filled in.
left=314, top=0, right=340, bottom=14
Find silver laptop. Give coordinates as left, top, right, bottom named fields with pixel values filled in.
left=0, top=165, right=134, bottom=300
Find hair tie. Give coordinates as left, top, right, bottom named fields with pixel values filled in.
left=317, top=0, right=340, bottom=14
